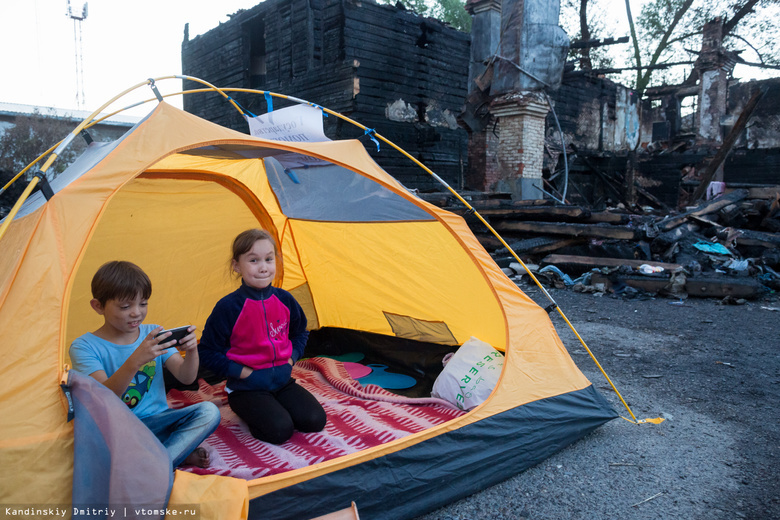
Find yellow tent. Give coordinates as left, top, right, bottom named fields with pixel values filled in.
left=0, top=101, right=616, bottom=519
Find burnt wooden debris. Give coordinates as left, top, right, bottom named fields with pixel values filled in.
left=419, top=187, right=780, bottom=300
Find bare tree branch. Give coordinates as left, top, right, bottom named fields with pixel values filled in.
left=723, top=0, right=762, bottom=36
left=727, top=32, right=765, bottom=64
left=636, top=0, right=695, bottom=95
left=624, top=0, right=643, bottom=90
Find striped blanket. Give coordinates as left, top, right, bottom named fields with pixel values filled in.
left=166, top=357, right=464, bottom=479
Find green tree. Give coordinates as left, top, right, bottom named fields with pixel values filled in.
left=383, top=0, right=472, bottom=32
left=625, top=0, right=780, bottom=96
left=560, top=0, right=617, bottom=70
left=0, top=111, right=84, bottom=218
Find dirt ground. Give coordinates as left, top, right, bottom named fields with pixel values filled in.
left=415, top=283, right=780, bottom=520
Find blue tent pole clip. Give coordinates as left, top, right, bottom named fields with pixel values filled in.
left=229, top=96, right=256, bottom=118
left=364, top=128, right=380, bottom=151
left=284, top=168, right=301, bottom=184
left=308, top=102, right=328, bottom=117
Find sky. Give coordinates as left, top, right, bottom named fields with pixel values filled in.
left=0, top=0, right=262, bottom=117
left=1, top=0, right=775, bottom=120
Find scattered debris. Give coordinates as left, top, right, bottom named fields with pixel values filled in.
left=420, top=187, right=780, bottom=301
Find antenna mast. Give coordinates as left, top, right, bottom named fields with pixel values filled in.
left=66, top=1, right=88, bottom=108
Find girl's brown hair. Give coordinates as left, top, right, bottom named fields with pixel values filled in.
left=231, top=229, right=277, bottom=260
left=230, top=229, right=281, bottom=280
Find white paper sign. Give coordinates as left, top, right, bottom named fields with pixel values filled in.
left=245, top=104, right=329, bottom=142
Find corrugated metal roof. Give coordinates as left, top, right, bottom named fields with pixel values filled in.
left=0, top=101, right=141, bottom=127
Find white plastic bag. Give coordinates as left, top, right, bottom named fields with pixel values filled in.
left=431, top=337, right=504, bottom=411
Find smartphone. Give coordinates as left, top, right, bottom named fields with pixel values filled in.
left=154, top=326, right=191, bottom=346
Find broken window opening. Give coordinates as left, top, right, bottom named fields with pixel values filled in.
left=416, top=101, right=427, bottom=123
left=679, top=95, right=697, bottom=133
left=416, top=21, right=430, bottom=48
left=246, top=18, right=267, bottom=90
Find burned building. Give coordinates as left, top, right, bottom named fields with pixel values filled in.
left=537, top=21, right=780, bottom=210
left=181, top=0, right=470, bottom=191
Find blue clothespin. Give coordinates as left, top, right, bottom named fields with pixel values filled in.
left=265, top=92, right=274, bottom=113
left=284, top=168, right=300, bottom=184
left=364, top=128, right=380, bottom=151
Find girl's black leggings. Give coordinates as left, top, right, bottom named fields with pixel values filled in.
left=227, top=378, right=327, bottom=444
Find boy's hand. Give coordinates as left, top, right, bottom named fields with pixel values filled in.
left=176, top=326, right=198, bottom=354
left=161, top=326, right=200, bottom=385
left=130, top=327, right=178, bottom=367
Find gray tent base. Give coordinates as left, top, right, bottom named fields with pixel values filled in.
left=249, top=384, right=617, bottom=520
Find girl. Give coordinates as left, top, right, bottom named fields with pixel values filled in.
left=199, top=229, right=326, bottom=444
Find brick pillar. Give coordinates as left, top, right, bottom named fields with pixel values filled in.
left=697, top=19, right=730, bottom=145
left=695, top=18, right=736, bottom=182
left=464, top=0, right=502, bottom=191
left=466, top=129, right=500, bottom=191
left=490, top=91, right=549, bottom=200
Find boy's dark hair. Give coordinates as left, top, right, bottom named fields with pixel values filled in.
left=91, top=261, right=152, bottom=305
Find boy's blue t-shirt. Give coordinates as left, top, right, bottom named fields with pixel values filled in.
left=69, top=323, right=175, bottom=419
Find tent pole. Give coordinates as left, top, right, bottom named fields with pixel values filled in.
left=0, top=177, right=40, bottom=240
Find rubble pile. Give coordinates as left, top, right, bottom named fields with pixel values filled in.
left=420, top=188, right=780, bottom=301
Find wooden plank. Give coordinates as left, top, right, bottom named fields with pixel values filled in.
left=494, top=221, right=640, bottom=240
left=735, top=229, right=780, bottom=248
left=590, top=273, right=764, bottom=299
left=506, top=237, right=584, bottom=255
left=355, top=72, right=467, bottom=105
left=725, top=186, right=780, bottom=199
left=655, top=189, right=749, bottom=232
left=584, top=211, right=630, bottom=224
left=543, top=255, right=681, bottom=271
left=686, top=277, right=764, bottom=299
left=511, top=199, right=556, bottom=207
left=449, top=206, right=590, bottom=219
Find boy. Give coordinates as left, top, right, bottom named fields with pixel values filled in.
left=69, top=260, right=220, bottom=468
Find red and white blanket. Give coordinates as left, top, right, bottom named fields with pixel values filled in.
left=166, top=357, right=464, bottom=479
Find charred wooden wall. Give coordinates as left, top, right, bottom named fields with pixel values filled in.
left=545, top=73, right=633, bottom=153
left=181, top=0, right=469, bottom=190
left=727, top=78, right=780, bottom=151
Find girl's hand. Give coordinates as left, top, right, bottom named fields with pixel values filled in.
left=239, top=366, right=253, bottom=379
left=288, top=358, right=294, bottom=366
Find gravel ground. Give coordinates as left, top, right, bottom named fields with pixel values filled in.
left=414, top=283, right=780, bottom=520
